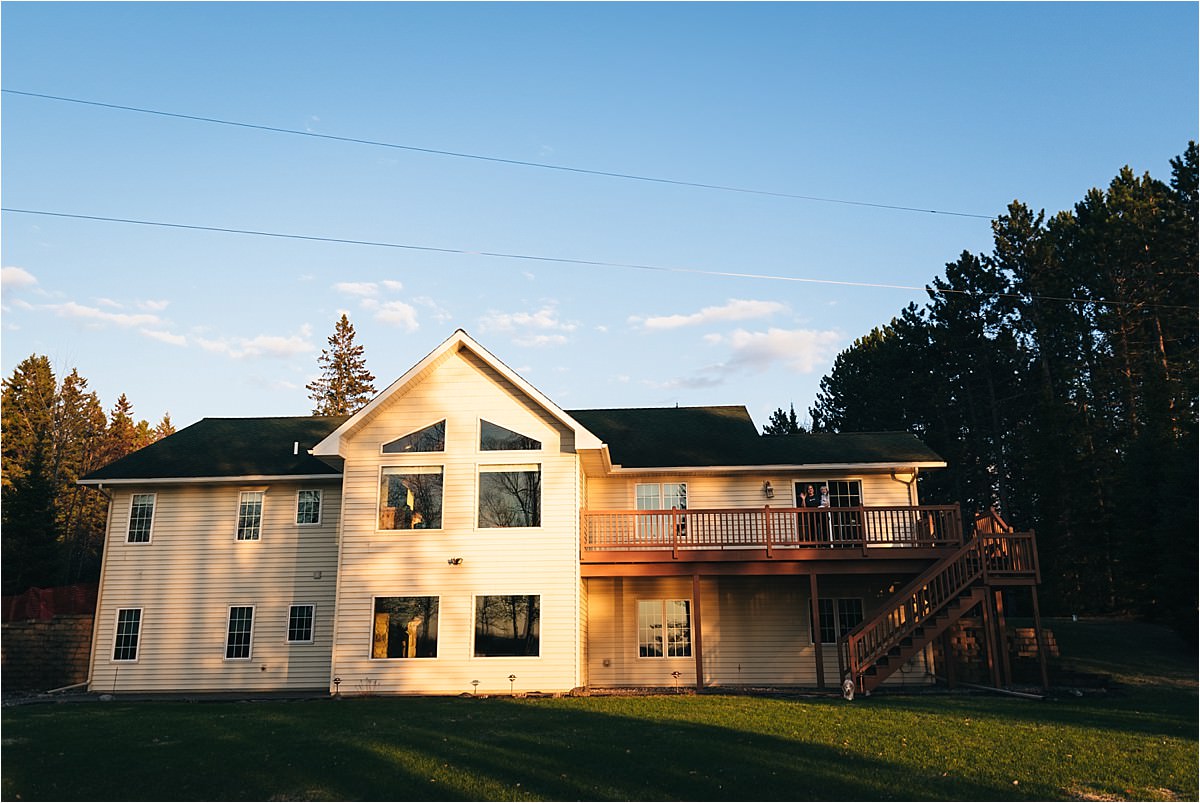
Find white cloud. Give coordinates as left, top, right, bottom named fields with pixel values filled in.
left=381, top=280, right=404, bottom=291
left=96, top=297, right=123, bottom=308
left=334, top=281, right=380, bottom=297
left=413, top=296, right=452, bottom=324
left=636, top=299, right=788, bottom=331
left=47, top=301, right=161, bottom=328
left=1, top=266, right=38, bottom=290
left=140, top=328, right=188, bottom=347
left=370, top=300, right=419, bottom=331
left=196, top=325, right=315, bottom=360
left=139, top=299, right=170, bottom=312
left=479, top=305, right=578, bottom=342
left=656, top=327, right=844, bottom=390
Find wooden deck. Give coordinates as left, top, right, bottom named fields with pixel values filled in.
left=581, top=505, right=963, bottom=563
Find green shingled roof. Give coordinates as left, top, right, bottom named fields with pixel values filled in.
left=566, top=406, right=943, bottom=468
left=81, top=406, right=942, bottom=482
left=81, top=416, right=349, bottom=481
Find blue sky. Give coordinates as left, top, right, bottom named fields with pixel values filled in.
left=3, top=2, right=1196, bottom=431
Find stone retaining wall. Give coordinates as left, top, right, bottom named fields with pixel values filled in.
left=1, top=614, right=94, bottom=693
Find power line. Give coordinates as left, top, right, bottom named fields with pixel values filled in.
left=4, top=206, right=1192, bottom=311
left=2, top=88, right=994, bottom=220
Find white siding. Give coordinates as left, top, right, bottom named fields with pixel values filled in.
left=90, top=481, right=341, bottom=692
left=586, top=472, right=919, bottom=510
left=584, top=574, right=930, bottom=689
left=329, top=349, right=582, bottom=695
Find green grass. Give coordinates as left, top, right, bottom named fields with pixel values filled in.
left=2, top=618, right=1195, bottom=801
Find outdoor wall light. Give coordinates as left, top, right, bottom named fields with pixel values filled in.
left=762, top=481, right=774, bottom=499
left=447, top=557, right=464, bottom=565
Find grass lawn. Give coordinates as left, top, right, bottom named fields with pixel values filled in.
left=2, top=618, right=1195, bottom=801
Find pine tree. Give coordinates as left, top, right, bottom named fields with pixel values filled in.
left=306, top=314, right=377, bottom=415
left=761, top=404, right=804, bottom=435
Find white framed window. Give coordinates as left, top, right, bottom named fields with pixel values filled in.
left=296, top=490, right=322, bottom=526
left=635, top=483, right=687, bottom=541
left=817, top=597, right=864, bottom=644
left=382, top=420, right=446, bottom=454
left=112, top=608, right=142, bottom=661
left=126, top=493, right=156, bottom=543
left=371, top=597, right=439, bottom=659
left=287, top=604, right=315, bottom=643
left=638, top=599, right=692, bottom=658
left=236, top=491, right=264, bottom=541
left=635, top=483, right=687, bottom=511
left=225, top=606, right=255, bottom=659
left=473, top=595, right=540, bottom=657
left=478, top=464, right=541, bottom=528
left=379, top=466, right=443, bottom=530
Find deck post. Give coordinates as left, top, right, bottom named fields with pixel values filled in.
left=940, top=629, right=957, bottom=688
left=1029, top=586, right=1050, bottom=691
left=692, top=573, right=705, bottom=692
left=994, top=589, right=1012, bottom=687
left=809, top=573, right=825, bottom=690
left=979, top=590, right=1002, bottom=688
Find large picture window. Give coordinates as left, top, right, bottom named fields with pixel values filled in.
left=379, top=467, right=443, bottom=530
left=112, top=608, right=142, bottom=661
left=478, top=465, right=540, bottom=528
left=817, top=598, right=864, bottom=644
left=225, top=606, right=254, bottom=659
left=236, top=492, right=263, bottom=541
left=127, top=493, right=156, bottom=543
left=474, top=595, right=540, bottom=657
left=372, top=597, right=439, bottom=658
left=637, top=599, right=692, bottom=658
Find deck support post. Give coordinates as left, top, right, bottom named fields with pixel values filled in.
left=940, top=629, right=956, bottom=689
left=994, top=589, right=1012, bottom=687
left=1029, top=585, right=1050, bottom=691
left=809, top=573, right=825, bottom=690
left=692, top=573, right=705, bottom=692
left=979, top=591, right=1002, bottom=688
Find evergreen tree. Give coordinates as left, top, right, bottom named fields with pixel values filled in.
left=306, top=314, right=377, bottom=415
left=761, top=404, right=805, bottom=435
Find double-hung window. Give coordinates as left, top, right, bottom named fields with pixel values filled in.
left=225, top=606, right=254, bottom=659
left=112, top=608, right=142, bottom=661
left=637, top=599, right=692, bottom=658
left=236, top=492, right=263, bottom=541
left=817, top=598, right=864, bottom=644
left=296, top=490, right=321, bottom=525
left=127, top=493, right=156, bottom=543
left=287, top=604, right=315, bottom=643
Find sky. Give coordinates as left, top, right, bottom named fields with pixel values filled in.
left=2, top=2, right=1197, bottom=433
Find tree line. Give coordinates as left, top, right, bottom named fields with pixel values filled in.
left=781, top=143, right=1196, bottom=636
left=1, top=356, right=175, bottom=594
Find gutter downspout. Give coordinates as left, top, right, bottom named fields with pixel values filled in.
left=83, top=482, right=115, bottom=694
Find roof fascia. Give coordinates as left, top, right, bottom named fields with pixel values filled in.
left=79, top=474, right=344, bottom=486
left=605, top=461, right=946, bottom=474
left=312, top=329, right=604, bottom=456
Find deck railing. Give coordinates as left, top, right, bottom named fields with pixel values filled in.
left=581, top=505, right=962, bottom=556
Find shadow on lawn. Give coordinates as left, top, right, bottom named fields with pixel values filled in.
left=3, top=697, right=1013, bottom=802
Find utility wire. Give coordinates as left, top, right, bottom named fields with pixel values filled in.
left=4, top=207, right=1192, bottom=311
left=2, top=88, right=993, bottom=220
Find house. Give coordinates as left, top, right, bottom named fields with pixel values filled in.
left=80, top=329, right=1046, bottom=698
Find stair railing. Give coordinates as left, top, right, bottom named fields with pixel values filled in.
left=837, top=537, right=986, bottom=695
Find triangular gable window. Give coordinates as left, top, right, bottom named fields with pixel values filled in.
left=383, top=420, right=446, bottom=453
left=480, top=420, right=541, bottom=451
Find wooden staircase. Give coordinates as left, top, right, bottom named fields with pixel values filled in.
left=836, top=512, right=1040, bottom=699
